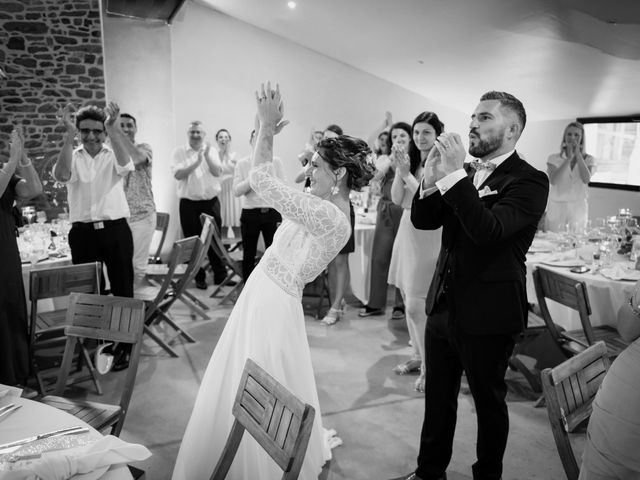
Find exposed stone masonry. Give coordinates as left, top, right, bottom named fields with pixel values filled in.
left=0, top=0, right=105, bottom=216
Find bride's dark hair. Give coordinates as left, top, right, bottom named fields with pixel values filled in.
left=316, top=135, right=375, bottom=191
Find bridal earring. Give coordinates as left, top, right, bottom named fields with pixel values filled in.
left=330, top=184, right=340, bottom=196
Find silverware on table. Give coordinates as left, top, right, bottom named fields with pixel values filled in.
left=0, top=425, right=89, bottom=452
left=0, top=403, right=21, bottom=423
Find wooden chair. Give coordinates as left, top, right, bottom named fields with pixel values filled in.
left=39, top=293, right=145, bottom=436
left=533, top=267, right=629, bottom=359
left=211, top=358, right=315, bottom=480
left=29, top=262, right=102, bottom=394
left=149, top=211, right=170, bottom=264
left=541, top=341, right=610, bottom=480
left=206, top=215, right=244, bottom=305
left=137, top=236, right=203, bottom=357
left=145, top=214, right=215, bottom=321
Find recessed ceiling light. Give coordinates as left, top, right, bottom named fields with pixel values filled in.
left=288, top=1, right=296, bottom=9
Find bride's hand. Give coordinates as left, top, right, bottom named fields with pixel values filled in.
left=255, top=82, right=287, bottom=133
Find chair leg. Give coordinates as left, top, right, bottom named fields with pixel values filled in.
left=181, top=289, right=210, bottom=310
left=218, top=280, right=243, bottom=306
left=157, top=310, right=196, bottom=343
left=209, top=275, right=234, bottom=298
left=143, top=325, right=179, bottom=357
left=80, top=343, right=103, bottom=395
left=177, top=294, right=210, bottom=320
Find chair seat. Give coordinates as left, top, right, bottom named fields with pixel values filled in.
left=40, top=395, right=122, bottom=432
left=37, top=309, right=67, bottom=330
left=145, top=263, right=187, bottom=277
left=562, top=326, right=629, bottom=357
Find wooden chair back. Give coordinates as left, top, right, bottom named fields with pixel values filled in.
left=29, top=262, right=102, bottom=338
left=150, top=212, right=170, bottom=264
left=205, top=214, right=242, bottom=276
left=541, top=341, right=609, bottom=480
left=533, top=267, right=594, bottom=348
left=211, top=359, right=315, bottom=480
left=53, top=293, right=145, bottom=436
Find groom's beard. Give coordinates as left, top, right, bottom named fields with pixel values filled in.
left=469, top=127, right=506, bottom=158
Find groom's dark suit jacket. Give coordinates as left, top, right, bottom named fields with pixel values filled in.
left=411, top=152, right=549, bottom=335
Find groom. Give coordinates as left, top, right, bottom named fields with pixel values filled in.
left=396, top=91, right=549, bottom=480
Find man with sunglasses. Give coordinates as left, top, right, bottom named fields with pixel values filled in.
left=53, top=103, right=135, bottom=301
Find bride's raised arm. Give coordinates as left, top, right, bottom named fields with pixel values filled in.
left=249, top=83, right=350, bottom=242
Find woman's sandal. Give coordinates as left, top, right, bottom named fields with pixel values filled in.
left=320, top=307, right=343, bottom=326
left=392, top=358, right=422, bottom=375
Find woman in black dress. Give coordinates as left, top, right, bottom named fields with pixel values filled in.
left=0, top=127, right=43, bottom=386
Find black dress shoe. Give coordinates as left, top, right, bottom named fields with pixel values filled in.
left=214, top=278, right=237, bottom=286
left=111, top=345, right=131, bottom=372
left=195, top=279, right=208, bottom=290
left=358, top=305, right=384, bottom=317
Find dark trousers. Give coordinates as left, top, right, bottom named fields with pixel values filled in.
left=69, top=218, right=134, bottom=297
left=416, top=310, right=516, bottom=480
left=179, top=197, right=226, bottom=283
left=240, top=207, right=281, bottom=280
left=368, top=199, right=404, bottom=310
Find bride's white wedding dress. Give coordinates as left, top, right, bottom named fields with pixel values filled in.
left=172, top=163, right=351, bottom=480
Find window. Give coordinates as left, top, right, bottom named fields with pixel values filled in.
left=579, top=115, right=640, bottom=190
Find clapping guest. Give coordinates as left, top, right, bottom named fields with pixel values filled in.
left=107, top=105, right=156, bottom=288
left=233, top=129, right=284, bottom=280
left=319, top=124, right=354, bottom=325
left=216, top=129, right=242, bottom=238
left=388, top=113, right=444, bottom=392
left=172, top=121, right=227, bottom=289
left=0, top=127, right=43, bottom=386
left=579, top=284, right=640, bottom=480
left=53, top=103, right=135, bottom=298
left=546, top=122, right=595, bottom=232
left=359, top=114, right=405, bottom=320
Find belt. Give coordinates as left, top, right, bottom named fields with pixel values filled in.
left=72, top=218, right=127, bottom=230
left=244, top=207, right=272, bottom=213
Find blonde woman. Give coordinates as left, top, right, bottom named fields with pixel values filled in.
left=546, top=122, right=595, bottom=232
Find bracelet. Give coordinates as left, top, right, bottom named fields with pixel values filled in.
left=628, top=295, right=640, bottom=316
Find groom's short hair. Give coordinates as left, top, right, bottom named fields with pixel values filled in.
left=480, top=91, right=526, bottom=133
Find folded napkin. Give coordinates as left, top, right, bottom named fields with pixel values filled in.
left=600, top=265, right=640, bottom=281
left=5, top=435, right=151, bottom=480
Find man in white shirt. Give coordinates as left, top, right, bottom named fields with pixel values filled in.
left=53, top=103, right=134, bottom=299
left=233, top=129, right=283, bottom=280
left=172, top=121, right=227, bottom=289
left=106, top=105, right=156, bottom=288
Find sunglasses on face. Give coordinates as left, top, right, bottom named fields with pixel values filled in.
left=79, top=128, right=105, bottom=136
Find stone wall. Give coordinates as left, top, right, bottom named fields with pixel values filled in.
left=0, top=0, right=105, bottom=217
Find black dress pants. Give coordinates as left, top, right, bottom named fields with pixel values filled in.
left=69, top=218, right=134, bottom=297
left=179, top=197, right=226, bottom=283
left=416, top=310, right=516, bottom=480
left=239, top=207, right=281, bottom=280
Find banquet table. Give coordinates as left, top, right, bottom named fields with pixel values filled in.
left=348, top=214, right=376, bottom=304
left=526, top=247, right=638, bottom=331
left=0, top=394, right=133, bottom=479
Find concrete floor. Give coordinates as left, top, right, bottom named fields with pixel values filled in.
left=87, top=285, right=570, bottom=480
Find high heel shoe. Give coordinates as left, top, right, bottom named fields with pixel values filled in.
left=414, top=367, right=426, bottom=393
left=320, top=307, right=343, bottom=326
left=392, top=358, right=421, bottom=375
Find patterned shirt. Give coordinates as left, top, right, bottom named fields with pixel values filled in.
left=124, top=143, right=156, bottom=222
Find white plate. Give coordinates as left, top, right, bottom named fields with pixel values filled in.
left=540, top=259, right=586, bottom=268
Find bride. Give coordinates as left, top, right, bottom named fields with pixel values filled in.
left=172, top=83, right=375, bottom=479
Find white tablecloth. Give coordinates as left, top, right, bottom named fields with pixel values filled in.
left=348, top=222, right=376, bottom=304
left=526, top=253, right=637, bottom=331
left=0, top=396, right=133, bottom=479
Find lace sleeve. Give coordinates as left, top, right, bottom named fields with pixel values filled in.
left=249, top=163, right=351, bottom=242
